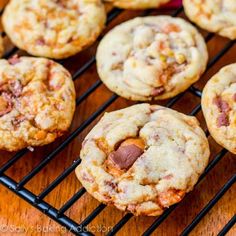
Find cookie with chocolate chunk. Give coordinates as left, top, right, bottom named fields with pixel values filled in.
left=2, top=0, right=106, bottom=59
left=104, top=0, right=170, bottom=9
left=183, top=0, right=236, bottom=40
left=202, top=63, right=236, bottom=154
left=96, top=16, right=208, bottom=101
left=76, top=104, right=210, bottom=216
left=0, top=56, right=75, bottom=151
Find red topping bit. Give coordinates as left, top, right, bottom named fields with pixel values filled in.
left=8, top=55, right=21, bottom=65
left=217, top=113, right=230, bottom=127
left=12, top=115, right=26, bottom=127
left=81, top=172, right=94, bottom=183
left=163, top=174, right=173, bottom=180
left=8, top=80, right=22, bottom=97
left=36, top=38, right=46, bottom=46
left=213, top=96, right=230, bottom=113
left=233, top=93, right=236, bottom=102
left=152, top=86, right=165, bottom=96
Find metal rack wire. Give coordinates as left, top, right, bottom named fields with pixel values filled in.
left=0, top=5, right=235, bottom=236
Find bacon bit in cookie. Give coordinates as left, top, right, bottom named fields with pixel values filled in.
left=158, top=188, right=185, bottom=208
left=152, top=86, right=165, bottom=96
left=36, top=38, right=46, bottom=46
left=217, top=113, right=229, bottom=127
left=163, top=23, right=181, bottom=34
left=0, top=92, right=13, bottom=117
left=81, top=171, right=94, bottom=183
left=233, top=93, right=236, bottom=102
left=213, top=96, right=230, bottom=113
left=8, top=55, right=21, bottom=65
left=213, top=96, right=231, bottom=127
left=104, top=180, right=117, bottom=190
left=163, top=174, right=173, bottom=180
left=9, top=80, right=22, bottom=97
left=12, top=115, right=26, bottom=127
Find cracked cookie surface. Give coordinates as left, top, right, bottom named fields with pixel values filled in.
left=104, top=0, right=170, bottom=9
left=202, top=63, right=236, bottom=154
left=0, top=56, right=75, bottom=151
left=2, top=0, right=106, bottom=59
left=76, top=104, right=210, bottom=216
left=183, top=0, right=236, bottom=39
left=96, top=16, right=208, bottom=101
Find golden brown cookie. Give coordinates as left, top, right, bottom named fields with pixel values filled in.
left=202, top=63, right=236, bottom=154
left=96, top=16, right=208, bottom=101
left=76, top=104, right=210, bottom=216
left=183, top=0, right=236, bottom=40
left=2, top=0, right=106, bottom=59
left=0, top=56, right=76, bottom=151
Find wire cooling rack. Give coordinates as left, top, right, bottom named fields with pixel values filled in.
left=0, top=4, right=235, bottom=236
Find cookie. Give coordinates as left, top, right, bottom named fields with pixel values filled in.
left=202, top=64, right=236, bottom=154
left=183, top=0, right=236, bottom=40
left=76, top=104, right=210, bottom=216
left=0, top=36, right=4, bottom=57
left=2, top=0, right=106, bottom=59
left=104, top=0, right=170, bottom=9
left=0, top=56, right=75, bottom=152
left=96, top=16, right=208, bottom=101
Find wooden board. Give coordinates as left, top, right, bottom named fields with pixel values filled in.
left=0, top=1, right=235, bottom=235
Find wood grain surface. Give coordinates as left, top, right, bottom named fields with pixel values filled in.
left=0, top=1, right=235, bottom=235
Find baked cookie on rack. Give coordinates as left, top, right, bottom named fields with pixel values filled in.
left=0, top=35, right=4, bottom=57
left=183, top=0, right=236, bottom=40
left=104, top=0, right=170, bottom=9
left=96, top=16, right=208, bottom=101
left=2, top=0, right=106, bottom=59
left=76, top=104, right=210, bottom=216
left=202, top=63, right=236, bottom=154
left=0, top=56, right=76, bottom=152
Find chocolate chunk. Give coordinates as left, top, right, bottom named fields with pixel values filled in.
left=108, top=144, right=143, bottom=170
left=152, top=86, right=165, bottom=96
left=8, top=55, right=21, bottom=65
left=217, top=113, right=230, bottom=127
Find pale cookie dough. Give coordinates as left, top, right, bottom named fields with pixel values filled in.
left=76, top=104, right=210, bottom=216
left=202, top=63, right=236, bottom=154
left=2, top=0, right=106, bottom=59
left=96, top=16, right=208, bottom=101
left=183, top=0, right=236, bottom=40
left=104, top=0, right=170, bottom=9
left=0, top=56, right=76, bottom=152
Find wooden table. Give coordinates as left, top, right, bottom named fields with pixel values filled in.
left=0, top=1, right=235, bottom=235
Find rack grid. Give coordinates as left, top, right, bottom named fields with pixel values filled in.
left=0, top=4, right=235, bottom=236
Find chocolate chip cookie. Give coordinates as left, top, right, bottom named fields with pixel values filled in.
left=2, top=0, right=106, bottom=59
left=96, top=16, right=208, bottom=101
left=76, top=104, right=210, bottom=216
left=104, top=0, right=170, bottom=9
left=0, top=56, right=75, bottom=151
left=183, top=0, right=236, bottom=40
left=202, top=63, right=236, bottom=154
